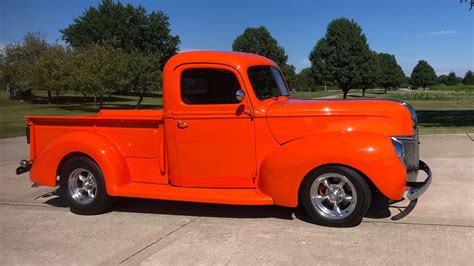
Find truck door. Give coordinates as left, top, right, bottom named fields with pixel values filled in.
left=169, top=64, right=256, bottom=188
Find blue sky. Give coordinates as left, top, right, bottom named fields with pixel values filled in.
left=1, top=0, right=473, bottom=75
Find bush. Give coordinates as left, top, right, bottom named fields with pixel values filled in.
left=386, top=90, right=472, bottom=101
left=431, top=84, right=474, bottom=92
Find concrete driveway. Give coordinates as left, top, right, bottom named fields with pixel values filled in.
left=0, top=134, right=473, bottom=265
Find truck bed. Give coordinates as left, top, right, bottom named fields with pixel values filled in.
left=27, top=109, right=167, bottom=184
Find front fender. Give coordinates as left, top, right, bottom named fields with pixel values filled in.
left=259, top=131, right=406, bottom=207
left=30, top=131, right=130, bottom=195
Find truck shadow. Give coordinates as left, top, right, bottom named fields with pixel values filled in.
left=114, top=198, right=296, bottom=220
left=416, top=110, right=474, bottom=128
left=42, top=189, right=295, bottom=220
left=42, top=189, right=417, bottom=225
left=365, top=191, right=418, bottom=221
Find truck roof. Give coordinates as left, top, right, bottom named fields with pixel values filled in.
left=164, top=51, right=277, bottom=72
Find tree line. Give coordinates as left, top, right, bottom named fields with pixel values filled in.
left=234, top=19, right=473, bottom=99
left=1, top=0, right=473, bottom=106
left=0, top=0, right=177, bottom=108
left=1, top=34, right=164, bottom=108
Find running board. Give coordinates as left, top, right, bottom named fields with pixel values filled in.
left=114, top=183, right=274, bottom=205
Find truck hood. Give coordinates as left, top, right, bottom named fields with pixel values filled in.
left=266, top=98, right=413, bottom=144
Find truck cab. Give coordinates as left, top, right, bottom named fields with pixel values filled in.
left=17, top=51, right=431, bottom=227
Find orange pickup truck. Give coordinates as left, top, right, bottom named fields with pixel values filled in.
left=16, top=51, right=431, bottom=226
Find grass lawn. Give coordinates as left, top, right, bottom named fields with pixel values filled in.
left=291, top=90, right=341, bottom=99
left=324, top=89, right=473, bottom=134
left=0, top=90, right=163, bottom=138
left=1, top=87, right=472, bottom=138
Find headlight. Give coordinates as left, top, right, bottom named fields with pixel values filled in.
left=391, top=137, right=405, bottom=161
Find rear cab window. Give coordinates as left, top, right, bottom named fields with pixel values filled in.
left=181, top=68, right=241, bottom=105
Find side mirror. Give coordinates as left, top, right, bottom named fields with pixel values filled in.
left=235, top=89, right=246, bottom=102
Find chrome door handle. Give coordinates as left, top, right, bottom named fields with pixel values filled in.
left=177, top=121, right=188, bottom=129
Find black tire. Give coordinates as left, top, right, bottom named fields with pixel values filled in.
left=60, top=156, right=112, bottom=215
left=300, top=165, right=372, bottom=227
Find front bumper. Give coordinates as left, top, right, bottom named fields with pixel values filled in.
left=404, top=160, right=432, bottom=201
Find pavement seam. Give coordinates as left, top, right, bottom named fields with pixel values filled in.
left=362, top=220, right=474, bottom=228
left=0, top=201, right=56, bottom=208
left=465, top=133, right=474, bottom=141
left=118, top=217, right=199, bottom=264
left=7, top=189, right=56, bottom=202
left=2, top=201, right=472, bottom=229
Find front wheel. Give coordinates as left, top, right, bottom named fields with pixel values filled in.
left=300, top=165, right=372, bottom=227
left=60, top=156, right=113, bottom=215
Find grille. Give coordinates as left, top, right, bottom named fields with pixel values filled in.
left=401, top=135, right=419, bottom=182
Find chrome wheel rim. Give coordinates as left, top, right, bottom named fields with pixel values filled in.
left=310, top=173, right=357, bottom=220
left=68, top=168, right=97, bottom=205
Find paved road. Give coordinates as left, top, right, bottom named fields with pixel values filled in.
left=0, top=134, right=473, bottom=265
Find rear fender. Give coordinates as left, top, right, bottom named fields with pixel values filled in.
left=30, top=131, right=130, bottom=195
left=258, top=132, right=406, bottom=207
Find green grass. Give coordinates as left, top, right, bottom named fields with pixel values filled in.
left=1, top=86, right=472, bottom=138
left=346, top=90, right=474, bottom=134
left=431, top=84, right=474, bottom=92
left=385, top=90, right=472, bottom=101
left=291, top=90, right=341, bottom=99
left=295, top=87, right=474, bottom=134
left=0, top=90, right=163, bottom=138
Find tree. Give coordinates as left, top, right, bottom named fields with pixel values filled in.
left=72, top=43, right=128, bottom=107
left=377, top=53, right=405, bottom=93
left=61, top=0, right=180, bottom=68
left=1, top=32, right=49, bottom=100
left=394, top=68, right=406, bottom=90
left=309, top=18, right=373, bottom=99
left=232, top=26, right=296, bottom=90
left=405, top=76, right=412, bottom=87
left=33, top=45, right=74, bottom=106
left=280, top=64, right=297, bottom=90
left=446, top=71, right=459, bottom=85
left=0, top=54, right=4, bottom=86
left=438, top=74, right=448, bottom=85
left=359, top=51, right=380, bottom=97
left=410, top=60, right=437, bottom=90
left=125, top=51, right=162, bottom=108
left=459, top=0, right=474, bottom=10
left=232, top=26, right=288, bottom=66
left=462, top=70, right=474, bottom=85
left=296, top=68, right=317, bottom=92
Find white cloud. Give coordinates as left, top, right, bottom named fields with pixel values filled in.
left=427, top=30, right=456, bottom=36
left=0, top=42, right=6, bottom=51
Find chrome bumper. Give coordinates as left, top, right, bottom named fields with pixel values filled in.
left=404, top=160, right=432, bottom=201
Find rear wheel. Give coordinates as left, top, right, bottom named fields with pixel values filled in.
left=60, top=156, right=112, bottom=215
left=300, top=165, right=371, bottom=227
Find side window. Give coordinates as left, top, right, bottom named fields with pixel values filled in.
left=181, top=68, right=241, bottom=105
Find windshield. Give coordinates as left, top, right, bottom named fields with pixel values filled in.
left=247, top=66, right=289, bottom=100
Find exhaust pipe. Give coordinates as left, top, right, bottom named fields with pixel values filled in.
left=16, top=159, right=32, bottom=175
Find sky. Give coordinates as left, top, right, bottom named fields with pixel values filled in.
left=0, top=0, right=473, bottom=76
